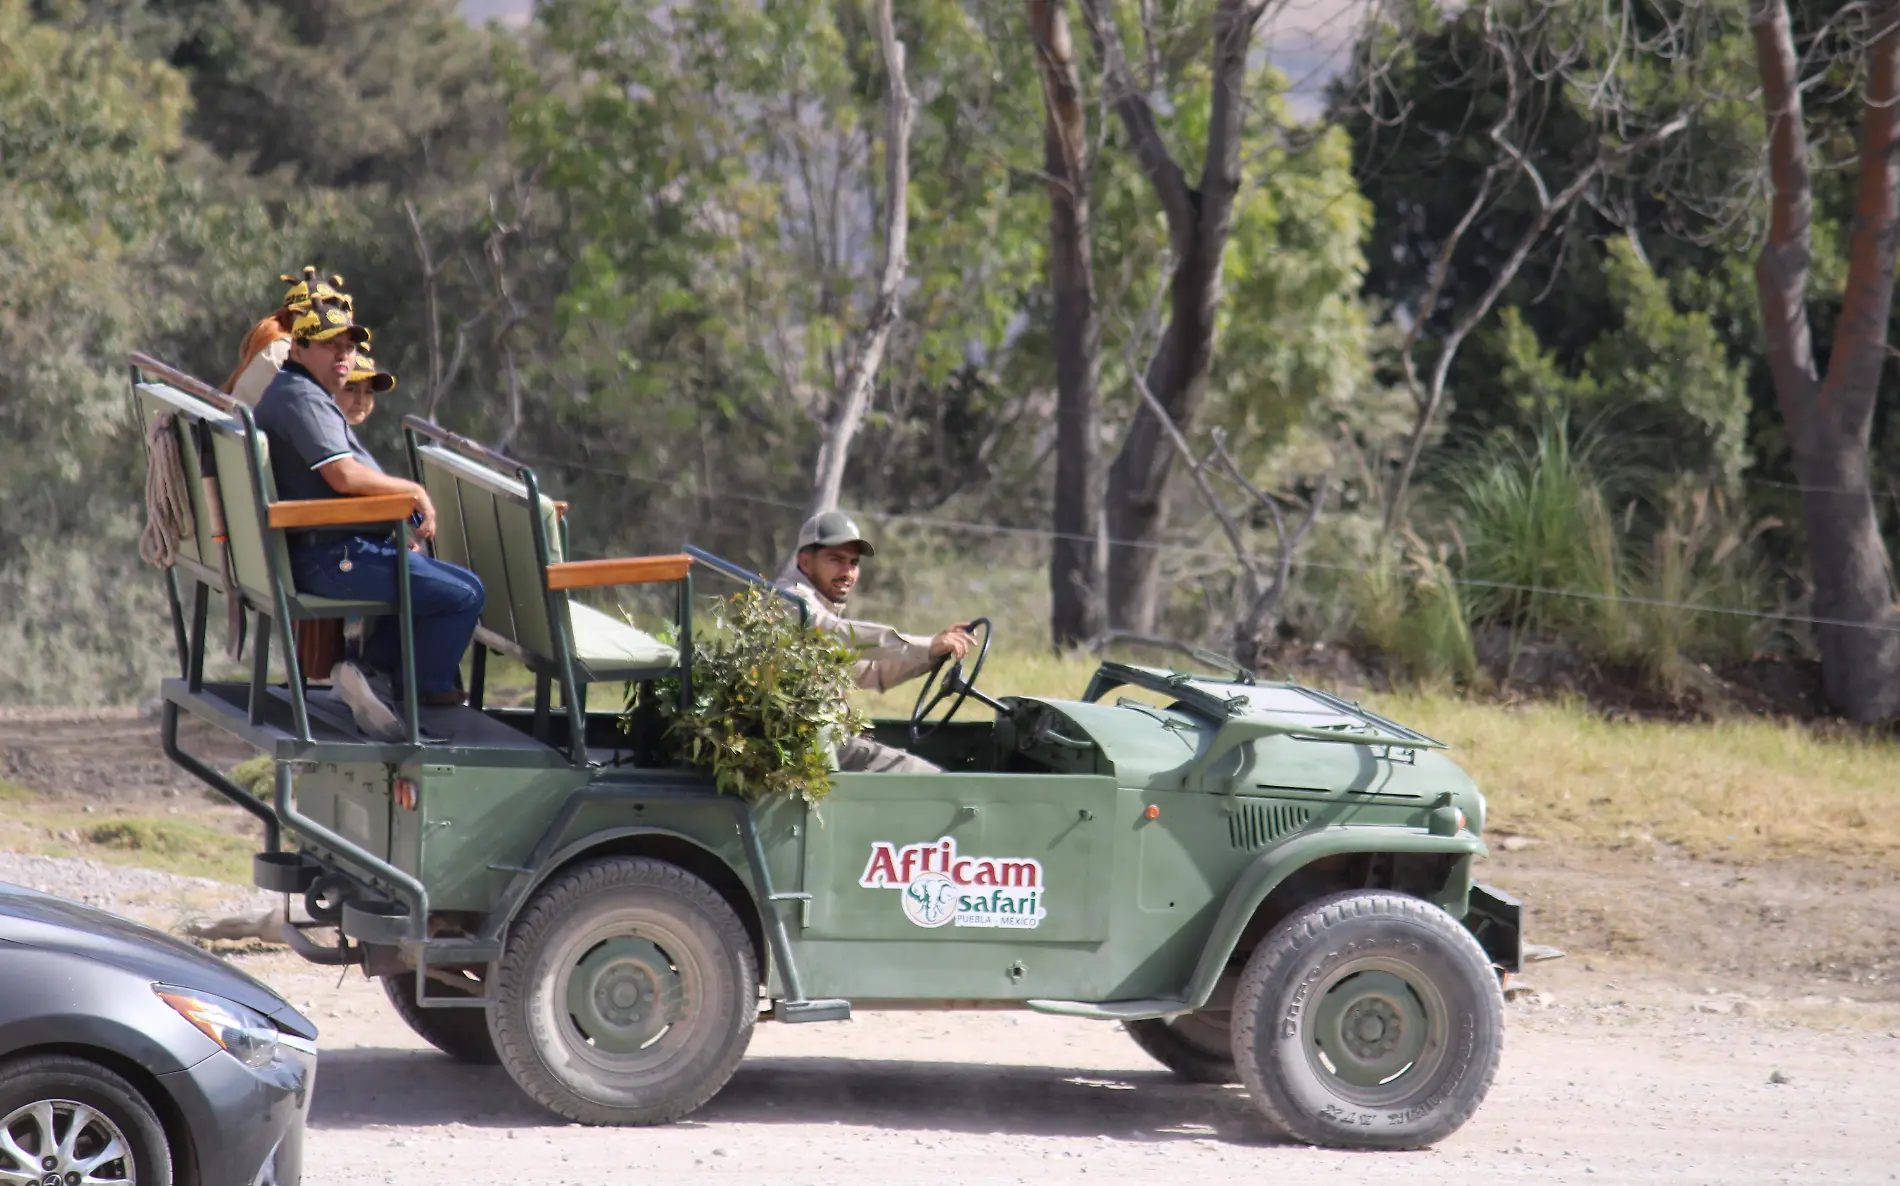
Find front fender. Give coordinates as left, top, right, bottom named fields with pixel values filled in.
left=1182, top=826, right=1486, bottom=1009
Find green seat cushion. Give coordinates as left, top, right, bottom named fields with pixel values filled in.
left=568, top=602, right=677, bottom=670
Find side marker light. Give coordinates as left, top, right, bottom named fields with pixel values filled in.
left=1144, top=805, right=1160, bottom=820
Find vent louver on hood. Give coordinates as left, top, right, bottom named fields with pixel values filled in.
left=1228, top=800, right=1310, bottom=850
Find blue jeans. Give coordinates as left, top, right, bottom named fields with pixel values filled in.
left=288, top=537, right=485, bottom=695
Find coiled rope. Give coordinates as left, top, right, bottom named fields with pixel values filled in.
left=139, top=413, right=194, bottom=568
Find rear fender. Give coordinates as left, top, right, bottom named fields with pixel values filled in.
left=1183, top=827, right=1486, bottom=1009
left=492, top=825, right=766, bottom=975
left=501, top=825, right=751, bottom=924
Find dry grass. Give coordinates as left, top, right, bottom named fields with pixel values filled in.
left=0, top=798, right=254, bottom=883
left=858, top=650, right=1900, bottom=865
left=1371, top=692, right=1900, bottom=864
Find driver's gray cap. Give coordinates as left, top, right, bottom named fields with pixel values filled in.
left=797, top=510, right=876, bottom=557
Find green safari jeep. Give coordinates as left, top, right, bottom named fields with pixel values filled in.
left=131, top=353, right=1524, bottom=1150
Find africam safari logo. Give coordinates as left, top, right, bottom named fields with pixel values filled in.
left=859, top=838, right=1047, bottom=929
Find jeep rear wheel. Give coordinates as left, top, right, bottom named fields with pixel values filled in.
left=1231, top=890, right=1502, bottom=1149
left=1125, top=1012, right=1237, bottom=1084
left=490, top=856, right=758, bottom=1126
left=383, top=970, right=500, bottom=1065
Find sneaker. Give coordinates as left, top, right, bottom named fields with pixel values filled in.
left=329, top=660, right=407, bottom=742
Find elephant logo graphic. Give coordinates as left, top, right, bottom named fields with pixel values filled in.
left=900, top=873, right=960, bottom=928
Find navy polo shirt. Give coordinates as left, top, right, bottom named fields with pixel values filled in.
left=253, top=360, right=386, bottom=545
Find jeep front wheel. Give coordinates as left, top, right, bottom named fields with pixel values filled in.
left=1231, top=890, right=1502, bottom=1149
left=490, top=856, right=758, bottom=1126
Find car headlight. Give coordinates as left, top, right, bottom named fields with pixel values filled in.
left=155, top=986, right=282, bottom=1069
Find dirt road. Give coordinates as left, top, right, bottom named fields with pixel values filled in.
left=252, top=951, right=1900, bottom=1186
left=6, top=710, right=1900, bottom=1183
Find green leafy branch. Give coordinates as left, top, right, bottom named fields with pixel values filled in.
left=651, top=587, right=866, bottom=803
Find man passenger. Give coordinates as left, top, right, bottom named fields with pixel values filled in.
left=253, top=280, right=483, bottom=741
left=777, top=511, right=976, bottom=773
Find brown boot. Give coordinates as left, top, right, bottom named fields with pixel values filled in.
left=420, top=689, right=467, bottom=708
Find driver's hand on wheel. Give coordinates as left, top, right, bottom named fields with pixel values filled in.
left=930, top=623, right=976, bottom=661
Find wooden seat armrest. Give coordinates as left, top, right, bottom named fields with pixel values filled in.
left=268, top=493, right=417, bottom=530
left=546, top=554, right=693, bottom=590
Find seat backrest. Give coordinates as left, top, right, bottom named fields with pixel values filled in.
left=415, top=444, right=565, bottom=662
left=206, top=421, right=284, bottom=607
left=133, top=382, right=231, bottom=575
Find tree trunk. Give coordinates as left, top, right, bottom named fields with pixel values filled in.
left=1752, top=0, right=1900, bottom=720
left=805, top=0, right=913, bottom=520
left=1084, top=0, right=1260, bottom=633
left=1030, top=0, right=1104, bottom=647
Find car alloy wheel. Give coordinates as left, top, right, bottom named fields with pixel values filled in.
left=0, top=1099, right=137, bottom=1186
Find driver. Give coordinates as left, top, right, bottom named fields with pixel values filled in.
left=777, top=511, right=976, bottom=774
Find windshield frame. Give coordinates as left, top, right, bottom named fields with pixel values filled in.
left=1080, top=661, right=1446, bottom=749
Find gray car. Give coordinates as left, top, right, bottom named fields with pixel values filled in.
left=0, top=882, right=318, bottom=1186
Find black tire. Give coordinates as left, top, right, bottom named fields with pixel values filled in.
left=0, top=1054, right=173, bottom=1186
left=382, top=970, right=501, bottom=1065
left=1232, top=891, right=1503, bottom=1149
left=490, top=856, right=758, bottom=1126
left=1125, top=1013, right=1238, bottom=1084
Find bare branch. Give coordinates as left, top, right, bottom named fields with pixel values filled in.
left=1383, top=100, right=1691, bottom=529
left=804, top=0, right=914, bottom=519
left=1076, top=0, right=1196, bottom=244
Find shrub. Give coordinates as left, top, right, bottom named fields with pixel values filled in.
left=1441, top=417, right=1625, bottom=647
left=651, top=587, right=867, bottom=803
left=1349, top=536, right=1479, bottom=689
left=1370, top=411, right=1780, bottom=697
left=228, top=755, right=275, bottom=799
left=1620, top=484, right=1779, bottom=693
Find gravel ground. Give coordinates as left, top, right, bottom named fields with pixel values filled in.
left=8, top=852, right=1900, bottom=1186
left=0, top=849, right=275, bottom=930
left=274, top=957, right=1900, bottom=1186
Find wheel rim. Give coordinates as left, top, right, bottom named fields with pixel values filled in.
left=1304, top=959, right=1447, bottom=1106
left=566, top=936, right=685, bottom=1055
left=0, top=1099, right=137, bottom=1186
left=549, top=917, right=700, bottom=1077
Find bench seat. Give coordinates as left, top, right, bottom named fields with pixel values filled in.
left=414, top=443, right=683, bottom=684
left=131, top=364, right=421, bottom=746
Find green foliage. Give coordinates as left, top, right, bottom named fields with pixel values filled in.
left=1365, top=415, right=1780, bottom=693
left=228, top=755, right=275, bottom=799
left=1594, top=485, right=1778, bottom=695
left=0, top=4, right=197, bottom=701
left=1441, top=417, right=1624, bottom=643
left=86, top=817, right=251, bottom=863
left=657, top=589, right=867, bottom=803
left=1350, top=541, right=1479, bottom=690
left=1487, top=242, right=1752, bottom=492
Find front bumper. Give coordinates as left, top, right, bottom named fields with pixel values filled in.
left=160, top=1038, right=316, bottom=1185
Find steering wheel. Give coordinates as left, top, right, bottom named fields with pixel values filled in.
left=909, top=618, right=993, bottom=742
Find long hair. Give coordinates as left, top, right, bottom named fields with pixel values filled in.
left=220, top=309, right=296, bottom=394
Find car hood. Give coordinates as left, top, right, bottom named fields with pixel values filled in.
left=0, top=882, right=317, bottom=1040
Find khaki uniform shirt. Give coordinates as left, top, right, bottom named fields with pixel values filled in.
left=776, top=570, right=938, bottom=694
